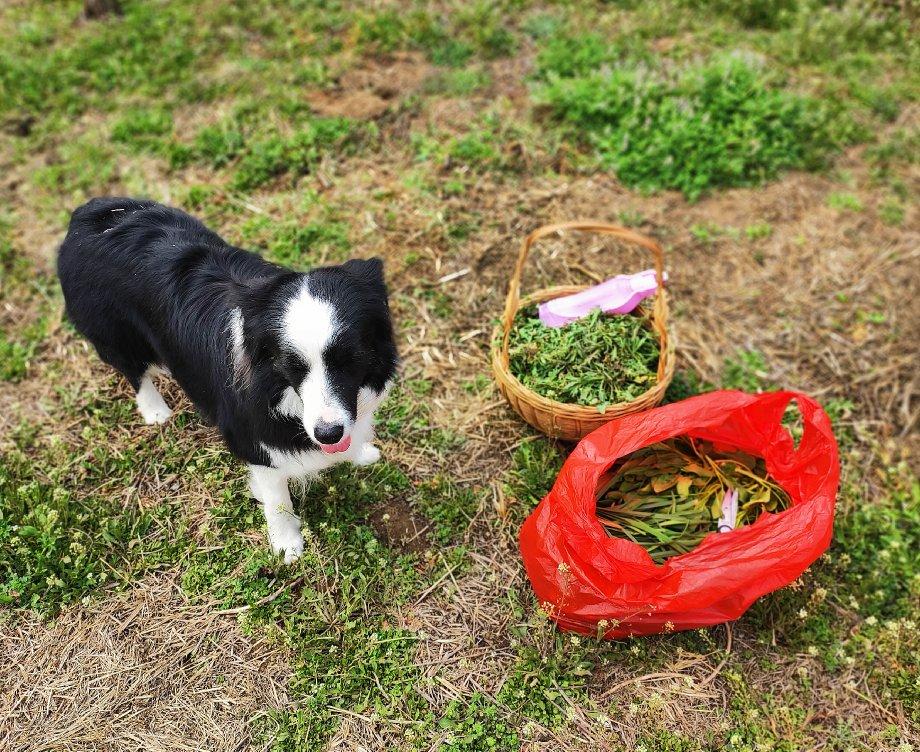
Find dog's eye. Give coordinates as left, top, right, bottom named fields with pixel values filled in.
left=325, top=345, right=355, bottom=370
left=277, top=353, right=309, bottom=384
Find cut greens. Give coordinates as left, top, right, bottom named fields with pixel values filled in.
left=506, top=306, right=659, bottom=410
left=596, top=437, right=792, bottom=563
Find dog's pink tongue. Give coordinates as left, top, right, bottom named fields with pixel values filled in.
left=320, top=435, right=351, bottom=454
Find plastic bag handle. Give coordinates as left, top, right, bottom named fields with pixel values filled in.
left=501, top=221, right=667, bottom=331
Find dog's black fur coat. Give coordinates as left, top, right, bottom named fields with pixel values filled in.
left=58, top=197, right=397, bottom=465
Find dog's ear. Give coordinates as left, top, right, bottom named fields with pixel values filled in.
left=343, top=257, right=387, bottom=300
left=236, top=272, right=297, bottom=368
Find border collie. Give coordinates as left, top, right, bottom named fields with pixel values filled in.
left=58, top=198, right=398, bottom=562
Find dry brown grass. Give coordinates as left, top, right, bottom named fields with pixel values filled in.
left=0, top=573, right=292, bottom=752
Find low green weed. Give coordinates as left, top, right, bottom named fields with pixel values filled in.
left=537, top=53, right=845, bottom=199
left=827, top=192, right=863, bottom=212
left=232, top=119, right=364, bottom=191
left=0, top=449, right=170, bottom=613
left=421, top=693, right=520, bottom=751
left=498, top=635, right=594, bottom=728
left=722, top=348, right=772, bottom=392
left=111, top=107, right=174, bottom=152
left=425, top=68, right=492, bottom=97
left=268, top=220, right=351, bottom=268
left=745, top=221, right=773, bottom=240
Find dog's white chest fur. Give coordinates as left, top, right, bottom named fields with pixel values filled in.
left=248, top=383, right=388, bottom=563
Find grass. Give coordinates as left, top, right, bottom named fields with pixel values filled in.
left=0, top=0, right=916, bottom=749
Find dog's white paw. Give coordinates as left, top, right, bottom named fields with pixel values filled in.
left=140, top=404, right=173, bottom=425
left=268, top=522, right=304, bottom=564
left=136, top=377, right=172, bottom=425
left=354, top=443, right=381, bottom=466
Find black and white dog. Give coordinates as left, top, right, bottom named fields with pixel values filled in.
left=58, top=198, right=398, bottom=562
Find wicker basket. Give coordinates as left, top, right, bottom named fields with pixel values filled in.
left=491, top=221, right=675, bottom=441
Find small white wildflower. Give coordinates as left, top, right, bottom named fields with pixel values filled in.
left=865, top=615, right=878, bottom=627
left=798, top=608, right=808, bottom=619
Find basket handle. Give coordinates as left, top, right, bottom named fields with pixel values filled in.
left=501, top=221, right=667, bottom=330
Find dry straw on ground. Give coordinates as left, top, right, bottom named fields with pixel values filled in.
left=0, top=573, right=292, bottom=752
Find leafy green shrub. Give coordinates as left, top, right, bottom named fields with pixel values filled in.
left=537, top=54, right=842, bottom=199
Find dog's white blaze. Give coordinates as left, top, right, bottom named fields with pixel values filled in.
left=280, top=281, right=348, bottom=438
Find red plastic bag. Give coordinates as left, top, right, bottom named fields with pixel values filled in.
left=519, top=391, right=839, bottom=638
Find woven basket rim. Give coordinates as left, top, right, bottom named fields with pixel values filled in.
left=491, top=286, right=674, bottom=418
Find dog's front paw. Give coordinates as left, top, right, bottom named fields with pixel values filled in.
left=268, top=521, right=304, bottom=564
left=354, top=443, right=381, bottom=466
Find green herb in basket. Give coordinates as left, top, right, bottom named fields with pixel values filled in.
left=596, top=437, right=792, bottom=563
left=507, top=306, right=659, bottom=410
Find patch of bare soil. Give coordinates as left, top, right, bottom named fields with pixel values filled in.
left=0, top=573, right=292, bottom=752
left=367, top=498, right=430, bottom=553
left=309, top=52, right=433, bottom=120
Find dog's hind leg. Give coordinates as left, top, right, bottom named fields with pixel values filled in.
left=93, top=338, right=172, bottom=425
left=135, top=368, right=173, bottom=425
left=249, top=464, right=304, bottom=563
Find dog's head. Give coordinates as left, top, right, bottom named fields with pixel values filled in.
left=238, top=258, right=397, bottom=452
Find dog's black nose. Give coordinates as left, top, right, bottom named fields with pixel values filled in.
left=314, top=420, right=344, bottom=445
